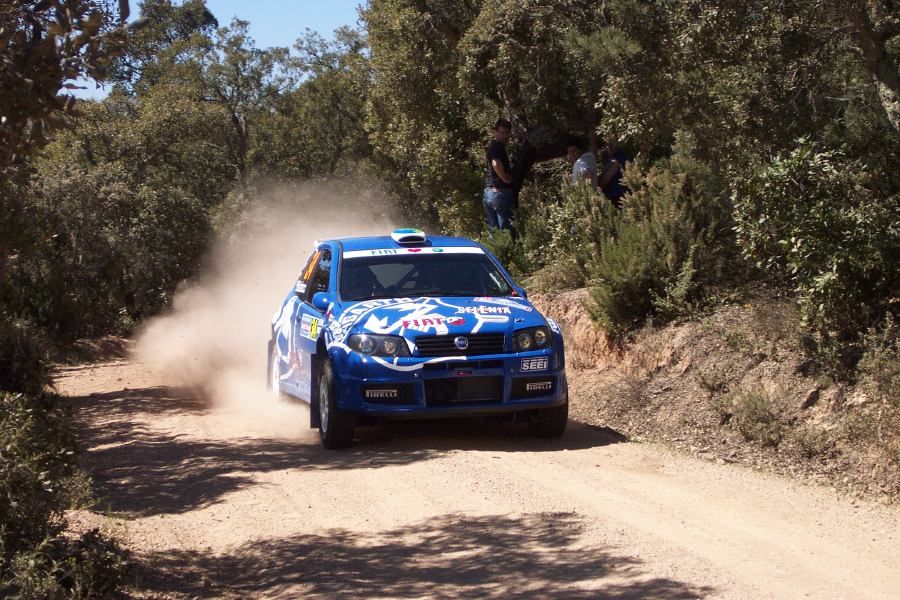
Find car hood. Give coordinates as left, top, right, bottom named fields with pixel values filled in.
left=327, top=296, right=545, bottom=342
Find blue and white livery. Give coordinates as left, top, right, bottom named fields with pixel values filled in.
left=268, top=229, right=568, bottom=448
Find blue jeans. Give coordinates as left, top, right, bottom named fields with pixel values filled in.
left=483, top=188, right=513, bottom=232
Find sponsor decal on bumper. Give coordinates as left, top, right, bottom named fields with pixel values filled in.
left=521, top=356, right=549, bottom=371
left=525, top=381, right=553, bottom=392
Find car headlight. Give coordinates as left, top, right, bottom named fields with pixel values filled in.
left=348, top=333, right=410, bottom=357
left=513, top=326, right=551, bottom=352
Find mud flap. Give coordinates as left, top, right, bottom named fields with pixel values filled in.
left=309, top=353, right=321, bottom=428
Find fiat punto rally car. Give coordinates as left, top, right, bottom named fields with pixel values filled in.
left=268, top=229, right=568, bottom=448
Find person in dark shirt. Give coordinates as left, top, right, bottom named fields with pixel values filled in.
left=598, top=140, right=629, bottom=208
left=483, top=118, right=514, bottom=232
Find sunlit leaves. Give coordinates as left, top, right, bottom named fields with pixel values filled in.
left=0, top=0, right=130, bottom=176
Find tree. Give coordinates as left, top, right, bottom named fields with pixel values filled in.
left=363, top=0, right=601, bottom=231
left=193, top=18, right=288, bottom=184
left=0, top=0, right=131, bottom=177
left=847, top=0, right=900, bottom=133
left=108, top=0, right=218, bottom=94
left=363, top=0, right=481, bottom=228
left=254, top=28, right=370, bottom=179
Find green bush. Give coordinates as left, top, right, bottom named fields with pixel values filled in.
left=587, top=212, right=669, bottom=335
left=0, top=391, right=125, bottom=598
left=733, top=142, right=900, bottom=373
left=477, top=229, right=522, bottom=277
left=4, top=530, right=126, bottom=600
left=522, top=256, right=584, bottom=294
left=0, top=320, right=51, bottom=396
left=857, top=314, right=900, bottom=408
left=587, top=132, right=734, bottom=335
left=547, top=182, right=621, bottom=280
left=7, top=166, right=211, bottom=341
left=716, top=387, right=785, bottom=447
left=514, top=182, right=563, bottom=276
left=1, top=392, right=77, bottom=556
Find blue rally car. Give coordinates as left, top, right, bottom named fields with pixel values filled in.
left=268, top=229, right=568, bottom=448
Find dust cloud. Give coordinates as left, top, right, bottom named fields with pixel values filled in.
left=135, top=181, right=394, bottom=439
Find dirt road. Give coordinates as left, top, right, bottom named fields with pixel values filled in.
left=59, top=359, right=899, bottom=599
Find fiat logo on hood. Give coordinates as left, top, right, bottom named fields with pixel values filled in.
left=454, top=336, right=469, bottom=350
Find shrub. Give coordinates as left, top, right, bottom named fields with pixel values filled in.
left=522, top=256, right=584, bottom=294
left=546, top=182, right=621, bottom=280
left=587, top=132, right=734, bottom=335
left=715, top=387, right=784, bottom=447
left=58, top=529, right=127, bottom=599
left=1, top=392, right=77, bottom=556
left=733, top=142, right=900, bottom=373
left=10, top=167, right=211, bottom=340
left=0, top=391, right=125, bottom=597
left=790, top=426, right=834, bottom=460
left=477, top=228, right=523, bottom=278
left=695, top=364, right=729, bottom=397
left=0, top=320, right=52, bottom=396
left=514, top=169, right=620, bottom=283
left=4, top=530, right=126, bottom=599
left=514, top=182, right=561, bottom=275
left=588, top=216, right=669, bottom=335
left=857, top=314, right=900, bottom=408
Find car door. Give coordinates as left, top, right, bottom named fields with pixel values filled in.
left=273, top=249, right=317, bottom=399
left=289, top=247, right=332, bottom=401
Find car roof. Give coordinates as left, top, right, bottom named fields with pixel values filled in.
left=327, top=234, right=481, bottom=252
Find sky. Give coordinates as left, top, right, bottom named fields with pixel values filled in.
left=203, top=0, right=364, bottom=47
left=73, top=0, right=366, bottom=98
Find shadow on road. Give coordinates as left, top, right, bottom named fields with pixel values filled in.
left=132, top=512, right=712, bottom=599
left=357, top=418, right=627, bottom=451
left=70, top=385, right=626, bottom=518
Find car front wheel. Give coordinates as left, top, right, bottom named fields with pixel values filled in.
left=528, top=402, right=568, bottom=438
left=318, top=359, right=355, bottom=449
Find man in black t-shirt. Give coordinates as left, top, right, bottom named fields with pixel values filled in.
left=483, top=118, right=514, bottom=232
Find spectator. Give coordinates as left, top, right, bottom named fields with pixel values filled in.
left=483, top=118, right=514, bottom=232
left=598, top=139, right=629, bottom=207
left=565, top=136, right=597, bottom=189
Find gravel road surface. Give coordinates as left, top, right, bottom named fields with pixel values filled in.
left=58, top=360, right=899, bottom=599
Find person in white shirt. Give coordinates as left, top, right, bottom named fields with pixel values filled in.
left=565, top=136, right=598, bottom=189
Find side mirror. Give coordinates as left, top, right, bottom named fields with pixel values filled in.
left=312, top=291, right=333, bottom=312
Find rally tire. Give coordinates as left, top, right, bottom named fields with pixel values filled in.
left=528, top=402, right=568, bottom=438
left=318, top=360, right=355, bottom=449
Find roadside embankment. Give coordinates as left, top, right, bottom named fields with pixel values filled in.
left=533, top=289, right=900, bottom=501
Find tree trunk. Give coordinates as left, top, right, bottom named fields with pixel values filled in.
left=847, top=1, right=900, bottom=134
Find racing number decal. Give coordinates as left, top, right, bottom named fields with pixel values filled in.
left=300, top=314, right=322, bottom=341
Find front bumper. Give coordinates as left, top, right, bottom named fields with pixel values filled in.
left=329, top=347, right=567, bottom=417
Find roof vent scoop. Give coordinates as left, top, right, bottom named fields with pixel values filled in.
left=391, top=228, right=427, bottom=245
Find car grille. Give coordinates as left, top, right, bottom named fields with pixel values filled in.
left=422, top=360, right=504, bottom=371
left=425, top=376, right=504, bottom=405
left=415, top=333, right=506, bottom=356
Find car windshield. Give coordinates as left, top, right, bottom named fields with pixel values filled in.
left=340, top=253, right=514, bottom=301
